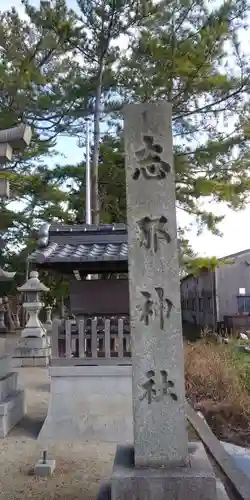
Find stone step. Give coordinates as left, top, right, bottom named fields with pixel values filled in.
left=0, top=390, right=25, bottom=437
left=0, top=372, right=18, bottom=402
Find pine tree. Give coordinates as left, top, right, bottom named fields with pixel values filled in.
left=118, top=0, right=250, bottom=235
left=0, top=2, right=83, bottom=252
left=1, top=0, right=250, bottom=277
left=24, top=0, right=155, bottom=223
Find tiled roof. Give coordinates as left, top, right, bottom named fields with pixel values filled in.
left=28, top=241, right=128, bottom=264
left=28, top=223, right=128, bottom=267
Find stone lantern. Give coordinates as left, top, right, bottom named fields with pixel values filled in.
left=13, top=271, right=51, bottom=367
left=17, top=271, right=49, bottom=338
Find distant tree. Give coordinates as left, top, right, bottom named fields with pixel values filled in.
left=1, top=0, right=250, bottom=278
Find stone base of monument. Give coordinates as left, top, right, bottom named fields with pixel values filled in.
left=111, top=443, right=218, bottom=500
left=12, top=336, right=51, bottom=367
left=0, top=355, right=26, bottom=437
left=97, top=479, right=229, bottom=500
left=38, top=364, right=133, bottom=442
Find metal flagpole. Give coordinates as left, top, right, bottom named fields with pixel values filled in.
left=85, top=120, right=92, bottom=281
left=85, top=120, right=91, bottom=225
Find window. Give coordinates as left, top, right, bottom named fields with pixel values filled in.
left=237, top=296, right=250, bottom=313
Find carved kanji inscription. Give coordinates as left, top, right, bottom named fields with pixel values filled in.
left=138, top=287, right=173, bottom=330
left=133, top=135, right=171, bottom=180
left=139, top=370, right=178, bottom=404
left=137, top=216, right=171, bottom=253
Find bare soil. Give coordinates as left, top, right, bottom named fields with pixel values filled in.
left=0, top=366, right=115, bottom=500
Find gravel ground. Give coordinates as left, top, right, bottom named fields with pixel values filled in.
left=0, top=364, right=115, bottom=500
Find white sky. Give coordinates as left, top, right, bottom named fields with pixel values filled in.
left=2, top=0, right=250, bottom=259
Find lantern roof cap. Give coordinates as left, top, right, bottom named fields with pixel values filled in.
left=17, top=271, right=49, bottom=293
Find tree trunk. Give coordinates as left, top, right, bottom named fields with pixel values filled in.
left=91, top=65, right=103, bottom=225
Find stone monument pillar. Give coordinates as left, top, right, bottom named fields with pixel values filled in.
left=12, top=271, right=51, bottom=367
left=111, top=103, right=217, bottom=500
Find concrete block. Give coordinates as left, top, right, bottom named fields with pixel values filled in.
left=111, top=442, right=216, bottom=500
left=34, top=459, right=56, bottom=477
left=0, top=390, right=25, bottom=437
left=0, top=372, right=18, bottom=401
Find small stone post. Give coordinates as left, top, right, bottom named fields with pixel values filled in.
left=34, top=449, right=56, bottom=477
left=45, top=306, right=52, bottom=324
left=3, top=297, right=15, bottom=332
left=44, top=305, right=53, bottom=337
left=12, top=271, right=51, bottom=367
left=45, top=306, right=52, bottom=326
left=110, top=102, right=217, bottom=500
left=0, top=270, right=16, bottom=326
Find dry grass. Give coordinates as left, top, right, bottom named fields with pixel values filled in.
left=185, top=340, right=250, bottom=444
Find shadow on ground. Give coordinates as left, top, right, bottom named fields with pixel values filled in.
left=96, top=483, right=111, bottom=500
left=9, top=415, right=45, bottom=439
